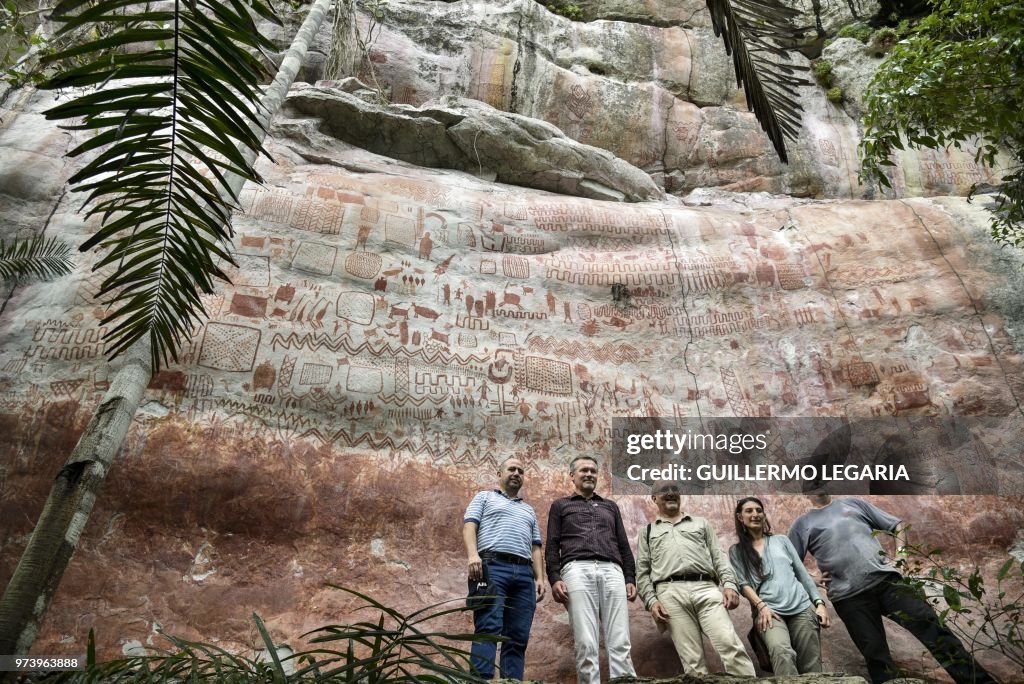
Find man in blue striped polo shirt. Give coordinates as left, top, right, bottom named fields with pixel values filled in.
left=463, top=456, right=546, bottom=680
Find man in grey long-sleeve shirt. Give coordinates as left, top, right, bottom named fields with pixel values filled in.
left=789, top=494, right=995, bottom=683
left=636, top=482, right=755, bottom=676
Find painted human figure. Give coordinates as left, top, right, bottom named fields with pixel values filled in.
left=419, top=232, right=433, bottom=260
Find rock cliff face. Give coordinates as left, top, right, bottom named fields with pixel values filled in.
left=1, top=0, right=1024, bottom=681
left=310, top=0, right=1006, bottom=199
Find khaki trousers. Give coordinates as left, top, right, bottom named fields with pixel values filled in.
left=760, top=604, right=822, bottom=675
left=656, top=580, right=755, bottom=676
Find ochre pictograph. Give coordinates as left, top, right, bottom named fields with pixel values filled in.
left=229, top=294, right=268, bottom=319
left=9, top=152, right=1012, bottom=487
left=199, top=323, right=261, bottom=372
left=292, top=242, right=338, bottom=275
left=299, top=362, right=333, bottom=386
left=224, top=254, right=271, bottom=287
left=520, top=356, right=573, bottom=396
left=335, top=292, right=376, bottom=325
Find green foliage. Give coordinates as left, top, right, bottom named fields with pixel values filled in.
left=2, top=0, right=165, bottom=91
left=837, top=21, right=873, bottom=43
left=812, top=59, right=834, bottom=88
left=859, top=0, right=1024, bottom=248
left=891, top=536, right=1024, bottom=673
left=0, top=1, right=62, bottom=89
left=548, top=2, right=583, bottom=20
left=0, top=235, right=73, bottom=283
left=362, top=0, right=387, bottom=28
left=37, top=0, right=281, bottom=368
left=301, top=585, right=492, bottom=682
left=0, top=0, right=36, bottom=79
left=812, top=60, right=842, bottom=104
left=43, top=586, right=494, bottom=682
left=868, top=27, right=898, bottom=56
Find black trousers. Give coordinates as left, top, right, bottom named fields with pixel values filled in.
left=832, top=575, right=996, bottom=684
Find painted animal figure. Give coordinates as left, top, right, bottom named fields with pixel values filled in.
left=414, top=304, right=441, bottom=320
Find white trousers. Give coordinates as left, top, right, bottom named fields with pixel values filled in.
left=562, top=560, right=636, bottom=684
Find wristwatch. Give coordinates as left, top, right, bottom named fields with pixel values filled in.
left=813, top=599, right=825, bottom=607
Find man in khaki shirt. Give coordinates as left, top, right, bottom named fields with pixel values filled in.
left=636, top=482, right=755, bottom=676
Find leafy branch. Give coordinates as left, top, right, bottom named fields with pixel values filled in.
left=705, top=0, right=813, bottom=163
left=0, top=235, right=73, bottom=282
left=859, top=0, right=1024, bottom=247
left=37, top=0, right=281, bottom=369
left=887, top=531, right=1024, bottom=675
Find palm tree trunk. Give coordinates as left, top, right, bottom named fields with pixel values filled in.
left=0, top=340, right=151, bottom=657
left=0, top=0, right=333, bottom=657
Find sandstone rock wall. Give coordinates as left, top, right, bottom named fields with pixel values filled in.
left=313, top=0, right=1006, bottom=199
left=3, top=82, right=1024, bottom=681
left=1, top=2, right=1023, bottom=680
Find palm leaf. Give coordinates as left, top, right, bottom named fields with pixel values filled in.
left=0, top=235, right=74, bottom=282
left=39, top=0, right=280, bottom=370
left=705, top=0, right=812, bottom=162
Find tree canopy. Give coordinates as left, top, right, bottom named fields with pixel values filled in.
left=859, top=0, right=1024, bottom=247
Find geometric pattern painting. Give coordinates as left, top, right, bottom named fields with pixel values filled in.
left=385, top=215, right=416, bottom=246
left=228, top=254, right=271, bottom=287
left=299, top=362, right=333, bottom=385
left=198, top=323, right=261, bottom=372
left=523, top=356, right=572, bottom=396
left=292, top=241, right=337, bottom=275
left=335, top=291, right=376, bottom=325
left=848, top=360, right=881, bottom=387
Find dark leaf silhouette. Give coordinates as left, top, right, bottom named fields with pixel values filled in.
left=706, top=0, right=812, bottom=162
left=39, top=0, right=280, bottom=369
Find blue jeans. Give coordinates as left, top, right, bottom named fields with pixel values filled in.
left=470, top=558, right=537, bottom=680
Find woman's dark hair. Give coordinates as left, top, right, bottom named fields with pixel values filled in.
left=733, top=496, right=773, bottom=585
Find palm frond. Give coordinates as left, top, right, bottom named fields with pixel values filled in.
left=706, top=0, right=812, bottom=163
left=0, top=235, right=74, bottom=282
left=39, top=0, right=279, bottom=369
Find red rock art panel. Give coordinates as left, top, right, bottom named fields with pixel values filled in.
left=291, top=242, right=338, bottom=275
left=198, top=323, right=261, bottom=372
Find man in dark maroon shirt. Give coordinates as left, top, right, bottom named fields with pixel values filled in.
left=546, top=456, right=637, bottom=684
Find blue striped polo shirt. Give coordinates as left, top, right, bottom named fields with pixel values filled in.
left=464, top=490, right=542, bottom=560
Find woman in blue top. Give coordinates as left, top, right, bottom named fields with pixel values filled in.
left=729, top=496, right=831, bottom=675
